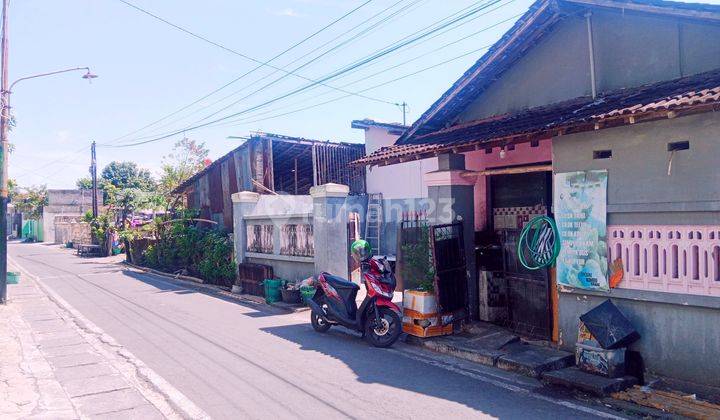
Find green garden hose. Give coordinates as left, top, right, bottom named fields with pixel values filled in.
left=518, top=215, right=561, bottom=270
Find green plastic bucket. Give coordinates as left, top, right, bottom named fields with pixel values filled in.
left=264, top=279, right=283, bottom=304
left=7, top=272, right=20, bottom=284
left=300, top=286, right=316, bottom=305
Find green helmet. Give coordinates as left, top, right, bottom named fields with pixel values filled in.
left=350, top=239, right=372, bottom=262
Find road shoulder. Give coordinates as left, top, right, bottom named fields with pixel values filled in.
left=7, top=254, right=209, bottom=419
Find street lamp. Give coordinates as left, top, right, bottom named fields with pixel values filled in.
left=0, top=0, right=99, bottom=303
left=8, top=66, right=98, bottom=92
left=0, top=66, right=98, bottom=303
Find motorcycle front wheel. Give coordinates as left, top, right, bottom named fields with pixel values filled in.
left=364, top=307, right=401, bottom=348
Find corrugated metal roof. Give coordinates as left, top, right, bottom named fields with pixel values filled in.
left=353, top=69, right=720, bottom=166
left=173, top=132, right=362, bottom=194
left=350, top=119, right=408, bottom=133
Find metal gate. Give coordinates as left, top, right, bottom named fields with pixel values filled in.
left=501, top=229, right=551, bottom=339
left=430, top=222, right=468, bottom=320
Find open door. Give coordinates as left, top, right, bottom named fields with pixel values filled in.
left=430, top=222, right=468, bottom=321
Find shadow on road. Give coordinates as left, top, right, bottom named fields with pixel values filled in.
left=259, top=323, right=540, bottom=418
left=118, top=269, right=285, bottom=318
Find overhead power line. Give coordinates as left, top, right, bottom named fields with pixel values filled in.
left=152, top=43, right=497, bottom=132
left=107, top=0, right=381, bottom=144
left=124, top=0, right=426, bottom=140
left=165, top=0, right=500, bottom=131
left=206, top=4, right=521, bottom=127
left=105, top=0, right=505, bottom=148
left=212, top=12, right=523, bottom=128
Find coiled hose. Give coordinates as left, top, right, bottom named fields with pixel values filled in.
left=517, top=215, right=561, bottom=270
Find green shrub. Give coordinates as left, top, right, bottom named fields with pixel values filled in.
left=144, top=244, right=159, bottom=268
left=134, top=218, right=235, bottom=286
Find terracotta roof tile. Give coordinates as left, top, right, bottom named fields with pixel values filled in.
left=353, top=69, right=720, bottom=166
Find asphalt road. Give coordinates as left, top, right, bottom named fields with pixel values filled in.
left=9, top=242, right=628, bottom=420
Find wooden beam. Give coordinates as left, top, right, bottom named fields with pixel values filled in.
left=460, top=164, right=553, bottom=178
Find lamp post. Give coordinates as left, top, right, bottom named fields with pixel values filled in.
left=0, top=0, right=97, bottom=303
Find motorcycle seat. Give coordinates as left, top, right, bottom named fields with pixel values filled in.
left=323, top=273, right=359, bottom=291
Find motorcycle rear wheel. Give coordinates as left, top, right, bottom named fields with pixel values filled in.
left=364, top=307, right=401, bottom=348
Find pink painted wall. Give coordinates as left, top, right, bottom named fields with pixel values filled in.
left=463, top=139, right=553, bottom=231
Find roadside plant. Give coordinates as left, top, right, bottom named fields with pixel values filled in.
left=131, top=213, right=235, bottom=287
left=400, top=225, right=435, bottom=292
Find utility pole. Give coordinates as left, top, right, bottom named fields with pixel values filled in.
left=401, top=101, right=407, bottom=126
left=90, top=141, right=98, bottom=218
left=0, top=0, right=10, bottom=304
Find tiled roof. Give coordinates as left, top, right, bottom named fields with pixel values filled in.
left=398, top=0, right=720, bottom=144
left=353, top=69, right=720, bottom=166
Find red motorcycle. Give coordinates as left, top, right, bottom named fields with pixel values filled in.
left=306, top=241, right=402, bottom=347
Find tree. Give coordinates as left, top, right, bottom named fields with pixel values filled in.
left=13, top=185, right=48, bottom=220
left=159, top=137, right=209, bottom=196
left=76, top=177, right=93, bottom=190
left=104, top=184, right=163, bottom=226
left=101, top=161, right=156, bottom=191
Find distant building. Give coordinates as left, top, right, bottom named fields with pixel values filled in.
left=43, top=189, right=102, bottom=243
left=351, top=119, right=437, bottom=199
left=173, top=132, right=366, bottom=231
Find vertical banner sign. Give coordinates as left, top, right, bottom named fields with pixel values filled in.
left=554, top=170, right=609, bottom=290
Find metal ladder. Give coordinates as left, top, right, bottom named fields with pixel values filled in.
left=364, top=193, right=383, bottom=255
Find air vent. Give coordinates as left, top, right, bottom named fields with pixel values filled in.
left=593, top=150, right=612, bottom=159
left=667, top=141, right=689, bottom=152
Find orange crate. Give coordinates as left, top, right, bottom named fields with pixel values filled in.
left=402, top=308, right=439, bottom=320
left=402, top=321, right=453, bottom=338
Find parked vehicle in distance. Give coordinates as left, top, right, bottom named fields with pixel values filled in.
left=306, top=240, right=402, bottom=347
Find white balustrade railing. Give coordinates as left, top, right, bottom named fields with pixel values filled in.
left=607, top=225, right=720, bottom=296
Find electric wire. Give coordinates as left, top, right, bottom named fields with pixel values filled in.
left=104, top=0, right=506, bottom=148
left=204, top=8, right=522, bottom=128
left=169, top=0, right=501, bottom=130
left=108, top=0, right=496, bottom=144
left=107, top=0, right=379, bottom=144
left=122, top=0, right=427, bottom=140
left=220, top=41, right=500, bottom=127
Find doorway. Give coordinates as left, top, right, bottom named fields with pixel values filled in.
left=489, top=171, right=553, bottom=340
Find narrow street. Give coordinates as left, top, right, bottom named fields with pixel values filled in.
left=8, top=242, right=626, bottom=419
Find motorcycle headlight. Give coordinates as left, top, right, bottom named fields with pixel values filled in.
left=370, top=282, right=393, bottom=298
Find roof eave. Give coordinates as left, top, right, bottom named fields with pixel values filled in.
left=353, top=102, right=720, bottom=167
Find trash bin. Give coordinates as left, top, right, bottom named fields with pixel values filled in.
left=6, top=272, right=20, bottom=284
left=579, top=299, right=640, bottom=349
left=281, top=288, right=301, bottom=304
left=263, top=279, right=283, bottom=304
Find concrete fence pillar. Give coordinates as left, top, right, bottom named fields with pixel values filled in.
left=231, top=191, right=260, bottom=264
left=424, top=153, right=478, bottom=320
left=311, top=183, right=350, bottom=279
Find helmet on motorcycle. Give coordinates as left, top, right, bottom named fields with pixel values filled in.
left=350, top=239, right=372, bottom=262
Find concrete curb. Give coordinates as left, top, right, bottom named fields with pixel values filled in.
left=9, top=255, right=210, bottom=420
left=122, top=261, right=310, bottom=314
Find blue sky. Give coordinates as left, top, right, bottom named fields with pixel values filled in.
left=8, top=0, right=535, bottom=188
left=7, top=0, right=716, bottom=188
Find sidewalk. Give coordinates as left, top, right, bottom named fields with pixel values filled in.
left=0, top=263, right=203, bottom=419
